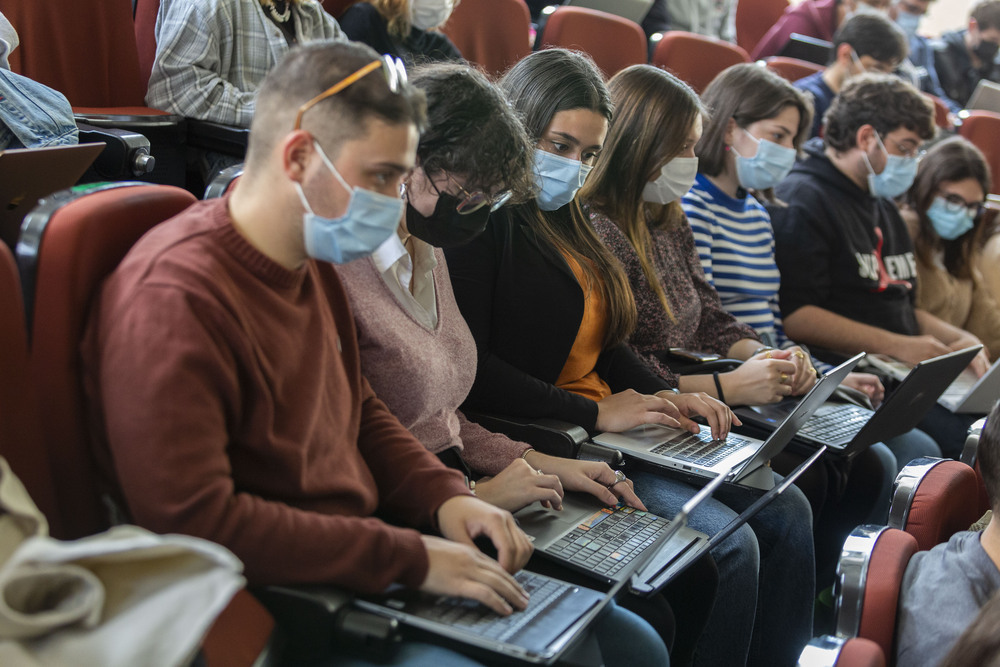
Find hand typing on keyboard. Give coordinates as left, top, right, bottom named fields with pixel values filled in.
left=655, top=391, right=741, bottom=440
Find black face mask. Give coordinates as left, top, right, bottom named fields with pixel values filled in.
left=406, top=193, right=491, bottom=248
left=974, top=38, right=1000, bottom=65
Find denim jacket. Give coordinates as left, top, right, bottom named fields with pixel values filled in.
left=0, top=68, right=77, bottom=150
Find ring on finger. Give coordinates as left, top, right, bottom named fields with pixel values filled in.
left=606, top=469, right=627, bottom=489
left=794, top=350, right=805, bottom=360
left=780, top=372, right=788, bottom=383
left=535, top=468, right=544, bottom=476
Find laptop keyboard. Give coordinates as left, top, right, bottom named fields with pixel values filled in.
left=650, top=430, right=752, bottom=466
left=798, top=404, right=870, bottom=445
left=546, top=505, right=670, bottom=577
left=419, top=571, right=573, bottom=642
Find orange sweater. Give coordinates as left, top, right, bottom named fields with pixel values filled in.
left=82, top=197, right=470, bottom=589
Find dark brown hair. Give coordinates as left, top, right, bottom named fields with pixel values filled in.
left=499, top=48, right=637, bottom=348
left=978, top=401, right=1000, bottom=512
left=823, top=73, right=935, bottom=153
left=411, top=62, right=534, bottom=202
left=905, top=136, right=991, bottom=280
left=695, top=64, right=813, bottom=179
left=973, top=0, right=1000, bottom=31
left=581, top=64, right=705, bottom=323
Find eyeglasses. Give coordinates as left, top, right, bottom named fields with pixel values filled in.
left=938, top=191, right=985, bottom=218
left=874, top=131, right=925, bottom=160
left=429, top=173, right=512, bottom=214
left=294, top=55, right=407, bottom=130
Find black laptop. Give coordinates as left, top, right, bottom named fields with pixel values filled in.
left=735, top=346, right=980, bottom=458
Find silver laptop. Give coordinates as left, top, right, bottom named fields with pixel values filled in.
left=591, top=354, right=862, bottom=489
left=968, top=79, right=1000, bottom=113
left=937, top=359, right=1000, bottom=414
left=865, top=347, right=996, bottom=414
left=563, top=0, right=655, bottom=23
left=514, top=465, right=728, bottom=591
left=736, top=346, right=979, bottom=456
left=351, top=518, right=681, bottom=664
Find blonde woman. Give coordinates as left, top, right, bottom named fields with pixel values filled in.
left=339, top=0, right=462, bottom=64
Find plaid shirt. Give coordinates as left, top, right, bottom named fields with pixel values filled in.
left=146, top=0, right=344, bottom=127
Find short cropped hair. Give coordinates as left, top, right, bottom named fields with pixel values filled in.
left=973, top=0, right=1000, bottom=31
left=979, top=403, right=1000, bottom=512
left=823, top=73, right=935, bottom=152
left=831, top=12, right=908, bottom=66
left=410, top=62, right=535, bottom=201
left=245, top=41, right=426, bottom=170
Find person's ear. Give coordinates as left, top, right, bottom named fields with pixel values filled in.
left=855, top=124, right=877, bottom=152
left=282, top=130, right=314, bottom=183
left=723, top=117, right=738, bottom=148
left=835, top=42, right=855, bottom=67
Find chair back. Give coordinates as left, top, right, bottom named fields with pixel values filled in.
left=764, top=55, right=823, bottom=82
left=959, top=110, right=1000, bottom=195
left=961, top=417, right=993, bottom=515
left=735, top=0, right=788, bottom=54
left=925, top=94, right=954, bottom=131
left=887, top=457, right=981, bottom=551
left=798, top=635, right=886, bottom=667
left=17, top=182, right=197, bottom=539
left=0, top=243, right=60, bottom=531
left=5, top=0, right=147, bottom=107
left=442, top=0, right=532, bottom=78
left=134, top=0, right=161, bottom=92
left=540, top=7, right=647, bottom=78
left=651, top=31, right=750, bottom=93
left=836, top=525, right=919, bottom=664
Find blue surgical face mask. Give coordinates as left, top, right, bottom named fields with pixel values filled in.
left=296, top=141, right=404, bottom=264
left=533, top=148, right=593, bottom=211
left=926, top=196, right=976, bottom=240
left=734, top=128, right=797, bottom=190
left=894, top=10, right=922, bottom=41
left=862, top=132, right=918, bottom=199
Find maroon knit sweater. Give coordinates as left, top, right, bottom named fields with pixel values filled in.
left=82, top=196, right=470, bottom=590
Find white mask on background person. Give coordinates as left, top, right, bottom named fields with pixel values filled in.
left=642, top=157, right=699, bottom=204
left=410, top=0, right=455, bottom=31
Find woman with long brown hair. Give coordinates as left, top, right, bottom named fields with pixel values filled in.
left=444, top=48, right=814, bottom=667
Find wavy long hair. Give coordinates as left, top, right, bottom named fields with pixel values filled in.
left=499, top=48, right=637, bottom=348
left=582, top=65, right=705, bottom=323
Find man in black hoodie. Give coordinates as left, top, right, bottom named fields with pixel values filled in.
left=932, top=0, right=1000, bottom=107
left=771, top=73, right=989, bottom=456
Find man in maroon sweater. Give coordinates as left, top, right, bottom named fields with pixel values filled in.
left=82, top=40, right=532, bottom=627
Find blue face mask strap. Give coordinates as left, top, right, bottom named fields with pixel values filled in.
left=861, top=128, right=887, bottom=175
left=295, top=140, right=353, bottom=216
left=313, top=141, right=352, bottom=193
left=731, top=126, right=759, bottom=159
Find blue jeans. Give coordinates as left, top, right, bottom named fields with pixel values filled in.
left=629, top=468, right=814, bottom=667
left=310, top=601, right=668, bottom=667
left=882, top=428, right=941, bottom=472
left=917, top=405, right=978, bottom=459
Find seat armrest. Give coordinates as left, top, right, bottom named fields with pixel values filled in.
left=462, top=410, right=590, bottom=459
left=187, top=119, right=250, bottom=158
left=76, top=122, right=156, bottom=179
left=253, top=585, right=400, bottom=661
